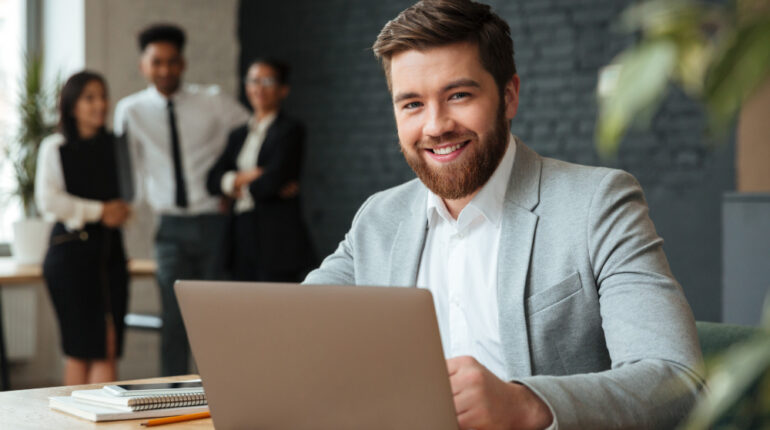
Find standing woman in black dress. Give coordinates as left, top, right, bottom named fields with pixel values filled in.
left=35, top=71, right=131, bottom=385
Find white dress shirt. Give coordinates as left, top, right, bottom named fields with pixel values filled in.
left=220, top=113, right=277, bottom=214
left=113, top=84, right=250, bottom=215
left=35, top=133, right=104, bottom=230
left=416, top=134, right=516, bottom=381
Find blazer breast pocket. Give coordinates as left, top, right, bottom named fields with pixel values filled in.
left=526, top=272, right=583, bottom=316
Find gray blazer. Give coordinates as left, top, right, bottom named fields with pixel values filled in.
left=305, top=140, right=705, bottom=429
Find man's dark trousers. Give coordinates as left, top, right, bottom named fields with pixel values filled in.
left=154, top=213, right=227, bottom=376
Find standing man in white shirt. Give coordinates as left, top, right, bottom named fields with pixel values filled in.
left=113, top=24, right=250, bottom=376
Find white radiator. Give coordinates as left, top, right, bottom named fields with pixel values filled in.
left=1, top=287, right=37, bottom=361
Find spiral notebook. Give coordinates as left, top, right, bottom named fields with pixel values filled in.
left=71, top=388, right=207, bottom=411
left=49, top=396, right=208, bottom=422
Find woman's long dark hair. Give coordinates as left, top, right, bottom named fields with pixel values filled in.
left=58, top=70, right=108, bottom=142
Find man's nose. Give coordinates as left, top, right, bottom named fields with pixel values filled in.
left=422, top=104, right=455, bottom=138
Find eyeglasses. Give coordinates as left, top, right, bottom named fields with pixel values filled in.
left=244, top=77, right=278, bottom=88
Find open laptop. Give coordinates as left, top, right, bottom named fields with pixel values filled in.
left=175, top=281, right=459, bottom=430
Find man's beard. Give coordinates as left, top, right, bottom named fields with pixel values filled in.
left=401, top=104, right=509, bottom=200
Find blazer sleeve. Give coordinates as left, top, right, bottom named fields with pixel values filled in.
left=302, top=194, right=379, bottom=285
left=248, top=120, right=306, bottom=200
left=207, top=127, right=243, bottom=196
left=515, top=170, right=705, bottom=429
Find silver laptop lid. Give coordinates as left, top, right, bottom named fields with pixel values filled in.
left=176, top=281, right=459, bottom=430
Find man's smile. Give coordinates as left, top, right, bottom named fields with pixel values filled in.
left=424, top=139, right=471, bottom=162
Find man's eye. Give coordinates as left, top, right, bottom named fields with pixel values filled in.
left=403, top=101, right=422, bottom=110
left=450, top=92, right=470, bottom=100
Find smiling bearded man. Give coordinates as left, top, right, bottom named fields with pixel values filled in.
left=304, top=1, right=705, bottom=429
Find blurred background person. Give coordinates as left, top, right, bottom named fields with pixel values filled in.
left=113, top=23, right=249, bottom=377
left=207, top=59, right=315, bottom=282
left=35, top=71, right=131, bottom=385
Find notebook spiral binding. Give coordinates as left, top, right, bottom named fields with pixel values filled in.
left=127, top=393, right=208, bottom=411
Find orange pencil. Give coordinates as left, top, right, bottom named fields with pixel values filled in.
left=141, top=411, right=211, bottom=427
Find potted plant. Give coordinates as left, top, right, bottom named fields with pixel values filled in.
left=3, top=53, right=57, bottom=264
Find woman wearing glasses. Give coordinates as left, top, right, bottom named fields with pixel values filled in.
left=207, top=59, right=314, bottom=282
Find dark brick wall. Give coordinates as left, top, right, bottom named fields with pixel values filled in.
left=237, top=0, right=734, bottom=321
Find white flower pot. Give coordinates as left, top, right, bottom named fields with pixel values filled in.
left=11, top=218, right=53, bottom=265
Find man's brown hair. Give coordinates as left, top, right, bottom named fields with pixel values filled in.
left=372, top=0, right=516, bottom=94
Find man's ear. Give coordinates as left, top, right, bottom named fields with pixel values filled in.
left=504, top=74, right=520, bottom=120
left=280, top=85, right=290, bottom=100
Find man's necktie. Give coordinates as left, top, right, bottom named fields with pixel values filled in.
left=167, top=100, right=188, bottom=208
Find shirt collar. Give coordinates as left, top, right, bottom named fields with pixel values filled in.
left=426, top=133, right=517, bottom=230
left=147, top=84, right=186, bottom=105
left=247, top=111, right=278, bottom=132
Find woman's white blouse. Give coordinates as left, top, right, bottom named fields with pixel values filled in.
left=35, top=133, right=103, bottom=230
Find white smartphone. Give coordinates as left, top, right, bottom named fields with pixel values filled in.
left=103, top=380, right=203, bottom=396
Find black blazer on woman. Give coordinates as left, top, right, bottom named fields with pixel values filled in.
left=207, top=112, right=315, bottom=277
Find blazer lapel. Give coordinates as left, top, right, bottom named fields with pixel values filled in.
left=255, top=112, right=284, bottom=166
left=497, top=140, right=542, bottom=378
left=232, top=126, right=249, bottom=160
left=388, top=185, right=428, bottom=287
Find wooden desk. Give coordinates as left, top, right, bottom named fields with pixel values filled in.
left=0, top=258, right=157, bottom=391
left=0, top=258, right=157, bottom=284
left=0, top=375, right=213, bottom=429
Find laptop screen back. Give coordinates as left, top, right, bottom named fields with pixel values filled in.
left=175, top=281, right=458, bottom=430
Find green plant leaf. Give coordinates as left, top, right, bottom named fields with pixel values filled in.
left=596, top=38, right=677, bottom=157
left=620, top=0, right=696, bottom=35
left=672, top=30, right=713, bottom=96
left=681, top=332, right=770, bottom=429
left=704, top=17, right=770, bottom=134
left=598, top=0, right=770, bottom=158
left=5, top=52, right=58, bottom=218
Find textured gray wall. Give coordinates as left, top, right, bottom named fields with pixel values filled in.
left=238, top=0, right=735, bottom=322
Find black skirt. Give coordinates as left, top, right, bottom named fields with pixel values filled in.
left=43, top=222, right=128, bottom=359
